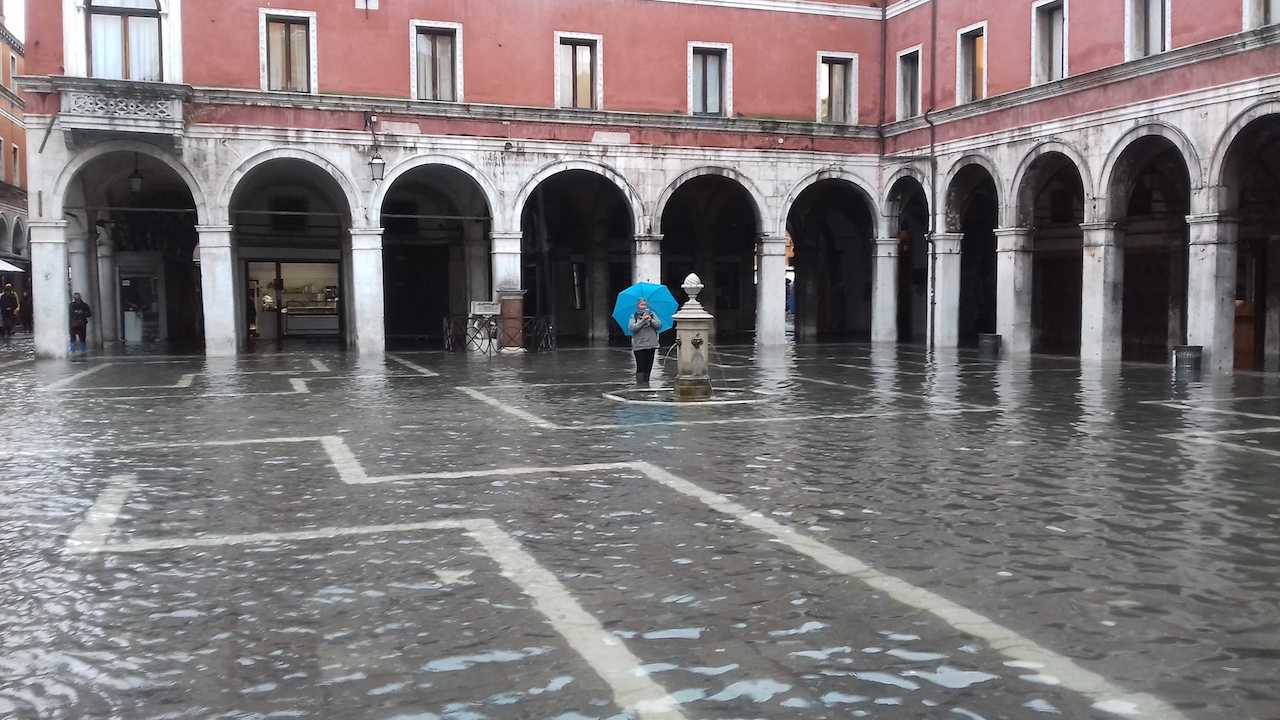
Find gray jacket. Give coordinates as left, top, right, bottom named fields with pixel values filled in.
left=629, top=313, right=661, bottom=350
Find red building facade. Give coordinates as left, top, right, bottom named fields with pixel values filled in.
left=18, top=0, right=1280, bottom=370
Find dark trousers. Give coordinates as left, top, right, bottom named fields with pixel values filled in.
left=633, top=348, right=656, bottom=378
left=71, top=323, right=88, bottom=351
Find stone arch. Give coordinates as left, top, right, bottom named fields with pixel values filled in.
left=0, top=215, right=9, bottom=255
left=371, top=154, right=502, bottom=228
left=511, top=159, right=646, bottom=236
left=656, top=165, right=771, bottom=238
left=50, top=139, right=210, bottom=224
left=882, top=165, right=929, bottom=210
left=10, top=217, right=24, bottom=256
left=1208, top=100, right=1280, bottom=212
left=1098, top=122, right=1204, bottom=220
left=778, top=168, right=877, bottom=238
left=217, top=147, right=363, bottom=223
left=1011, top=141, right=1094, bottom=227
left=942, top=155, right=1002, bottom=233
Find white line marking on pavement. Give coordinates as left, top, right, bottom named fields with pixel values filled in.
left=321, top=435, right=369, bottom=484
left=387, top=353, right=439, bottom=376
left=48, top=372, right=200, bottom=392
left=75, top=519, right=469, bottom=554
left=0, top=357, right=34, bottom=370
left=457, top=386, right=559, bottom=429
left=349, top=461, right=637, bottom=485
left=1151, top=402, right=1280, bottom=422
left=310, top=358, right=331, bottom=372
left=63, top=475, right=137, bottom=555
left=1161, top=433, right=1280, bottom=459
left=42, top=363, right=111, bottom=390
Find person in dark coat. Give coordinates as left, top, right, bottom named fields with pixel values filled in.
left=69, top=292, right=93, bottom=354
left=628, top=298, right=662, bottom=386
left=0, top=284, right=18, bottom=339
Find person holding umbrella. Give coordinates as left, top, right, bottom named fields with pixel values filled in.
left=613, top=282, right=678, bottom=387
left=629, top=299, right=662, bottom=386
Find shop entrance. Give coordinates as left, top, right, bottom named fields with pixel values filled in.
left=246, top=261, right=342, bottom=342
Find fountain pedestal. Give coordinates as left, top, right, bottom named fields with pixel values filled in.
left=674, top=273, right=714, bottom=401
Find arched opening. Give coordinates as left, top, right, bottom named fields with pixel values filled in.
left=1018, top=151, right=1086, bottom=355
left=520, top=170, right=634, bottom=345
left=1108, top=136, right=1191, bottom=362
left=661, top=174, right=760, bottom=341
left=886, top=176, right=930, bottom=343
left=785, top=179, right=876, bottom=342
left=63, top=150, right=201, bottom=346
left=946, top=164, right=999, bottom=345
left=379, top=164, right=492, bottom=348
left=10, top=218, right=24, bottom=257
left=230, top=159, right=352, bottom=347
left=1220, top=115, right=1280, bottom=370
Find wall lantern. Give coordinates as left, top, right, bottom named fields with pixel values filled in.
left=369, top=149, right=386, bottom=182
left=128, top=153, right=144, bottom=194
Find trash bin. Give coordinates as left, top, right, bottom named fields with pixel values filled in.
left=978, top=333, right=1002, bottom=358
left=1170, top=345, right=1203, bottom=376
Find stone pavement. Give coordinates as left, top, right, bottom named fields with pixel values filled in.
left=0, top=344, right=1277, bottom=719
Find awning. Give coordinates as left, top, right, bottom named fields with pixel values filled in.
left=0, top=259, right=25, bottom=272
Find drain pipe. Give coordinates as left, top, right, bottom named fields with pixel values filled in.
left=924, top=0, right=940, bottom=351
left=878, top=1, right=888, bottom=158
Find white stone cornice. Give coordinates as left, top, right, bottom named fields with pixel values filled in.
left=650, top=0, right=881, bottom=20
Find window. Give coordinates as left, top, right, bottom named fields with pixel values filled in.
left=1269, top=0, right=1280, bottom=24
left=266, top=16, right=311, bottom=92
left=897, top=48, right=921, bottom=120
left=1033, top=0, right=1067, bottom=83
left=1128, top=0, right=1169, bottom=59
left=691, top=48, right=725, bottom=115
left=11, top=145, right=19, bottom=186
left=556, top=34, right=600, bottom=109
left=415, top=28, right=457, bottom=101
left=8, top=55, right=14, bottom=88
left=87, top=0, right=162, bottom=82
left=819, top=54, right=856, bottom=124
left=957, top=23, right=987, bottom=104
left=1246, top=0, right=1280, bottom=28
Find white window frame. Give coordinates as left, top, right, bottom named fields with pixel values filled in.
left=816, top=51, right=858, bottom=124
left=0, top=139, right=6, bottom=184
left=955, top=21, right=988, bottom=106
left=553, top=31, right=604, bottom=110
left=409, top=20, right=463, bottom=102
left=1124, top=0, right=1172, bottom=60
left=8, top=55, right=14, bottom=88
left=62, top=0, right=184, bottom=82
left=687, top=41, right=733, bottom=117
left=12, top=144, right=19, bottom=187
left=896, top=45, right=923, bottom=122
left=1031, top=0, right=1069, bottom=84
left=258, top=8, right=319, bottom=94
left=1243, top=0, right=1280, bottom=28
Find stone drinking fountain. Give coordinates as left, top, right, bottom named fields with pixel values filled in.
left=673, top=273, right=714, bottom=401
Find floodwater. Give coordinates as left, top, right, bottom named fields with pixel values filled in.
left=0, top=341, right=1278, bottom=719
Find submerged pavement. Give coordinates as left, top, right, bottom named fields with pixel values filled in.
left=0, top=343, right=1277, bottom=719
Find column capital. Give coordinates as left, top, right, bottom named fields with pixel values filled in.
left=491, top=231, right=523, bottom=241
left=1079, top=221, right=1120, bottom=248
left=195, top=224, right=234, bottom=234
left=28, top=219, right=69, bottom=230
left=635, top=233, right=663, bottom=243
left=873, top=237, right=899, bottom=258
left=1185, top=212, right=1238, bottom=226
left=1078, top=221, right=1118, bottom=232
left=929, top=232, right=963, bottom=254
left=994, top=227, right=1032, bottom=253
left=757, top=234, right=787, bottom=256
left=350, top=227, right=384, bottom=251
left=349, top=227, right=384, bottom=236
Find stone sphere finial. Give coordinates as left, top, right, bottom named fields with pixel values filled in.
left=682, top=273, right=704, bottom=302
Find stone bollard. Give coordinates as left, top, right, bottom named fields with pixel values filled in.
left=674, top=273, right=713, bottom=401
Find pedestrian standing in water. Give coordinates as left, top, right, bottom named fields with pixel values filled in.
left=0, top=284, right=18, bottom=340
left=69, top=292, right=93, bottom=354
left=629, top=298, right=662, bottom=386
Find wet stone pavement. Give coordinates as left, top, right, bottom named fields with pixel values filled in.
left=0, top=343, right=1278, bottom=720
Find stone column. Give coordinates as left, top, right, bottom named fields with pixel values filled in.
left=30, top=220, right=70, bottom=359
left=463, top=222, right=490, bottom=303
left=196, top=225, right=240, bottom=356
left=1266, top=235, right=1280, bottom=373
left=756, top=234, right=787, bottom=345
left=995, top=227, right=1033, bottom=355
left=927, top=232, right=962, bottom=348
left=633, top=234, right=661, bottom=284
left=350, top=228, right=386, bottom=356
left=95, top=225, right=119, bottom=343
left=588, top=249, right=609, bottom=343
left=491, top=231, right=525, bottom=347
left=1079, top=221, right=1123, bottom=363
left=871, top=237, right=899, bottom=343
left=67, top=229, right=98, bottom=348
left=1185, top=213, right=1238, bottom=373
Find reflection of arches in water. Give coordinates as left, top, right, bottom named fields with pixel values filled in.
left=886, top=174, right=930, bottom=343
left=1017, top=151, right=1086, bottom=356
left=946, top=164, right=999, bottom=345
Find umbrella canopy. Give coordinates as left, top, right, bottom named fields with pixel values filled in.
left=612, top=282, right=678, bottom=336
left=0, top=259, right=24, bottom=273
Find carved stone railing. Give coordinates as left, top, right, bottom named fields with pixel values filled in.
left=53, top=77, right=190, bottom=138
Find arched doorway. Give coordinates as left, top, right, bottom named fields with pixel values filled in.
left=1106, top=136, right=1192, bottom=362
left=520, top=170, right=634, bottom=345
left=1016, top=151, right=1086, bottom=355
left=946, top=164, right=999, bottom=346
left=660, top=174, right=759, bottom=341
left=1218, top=114, right=1280, bottom=370
left=886, top=176, right=930, bottom=343
left=229, top=158, right=353, bottom=347
left=786, top=179, right=876, bottom=342
left=379, top=164, right=492, bottom=347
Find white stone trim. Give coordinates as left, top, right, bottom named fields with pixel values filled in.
left=815, top=51, right=858, bottom=124
left=408, top=20, right=464, bottom=102
left=63, top=0, right=184, bottom=82
left=955, top=20, right=988, bottom=106
left=258, top=8, right=319, bottom=94
left=1125, top=0, right=1173, bottom=61
left=1243, top=0, right=1280, bottom=29
left=687, top=41, right=733, bottom=117
left=651, top=0, right=881, bottom=19
left=896, top=44, right=923, bottom=122
left=886, top=0, right=930, bottom=18
left=1031, top=0, right=1069, bottom=85
left=553, top=31, right=605, bottom=110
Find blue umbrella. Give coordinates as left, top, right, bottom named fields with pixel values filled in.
left=613, top=282, right=678, bottom=336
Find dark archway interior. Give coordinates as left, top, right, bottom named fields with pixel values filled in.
left=786, top=179, right=876, bottom=342
left=949, top=166, right=998, bottom=345
left=661, top=175, right=759, bottom=340
left=888, top=177, right=930, bottom=343
left=521, top=170, right=633, bottom=344
left=1110, top=138, right=1190, bottom=362
left=1223, top=116, right=1280, bottom=370
left=381, top=166, right=491, bottom=345
left=1021, top=153, right=1085, bottom=355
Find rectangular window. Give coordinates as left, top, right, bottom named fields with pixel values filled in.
left=12, top=145, right=19, bottom=186
left=266, top=16, right=310, bottom=92
left=8, top=55, right=14, bottom=87
left=897, top=49, right=921, bottom=120
left=958, top=24, right=987, bottom=104
left=691, top=48, right=725, bottom=115
left=88, top=2, right=162, bottom=82
left=1034, top=1, right=1066, bottom=83
left=415, top=29, right=456, bottom=101
left=1131, top=0, right=1168, bottom=58
left=820, top=56, right=852, bottom=123
left=557, top=38, right=597, bottom=109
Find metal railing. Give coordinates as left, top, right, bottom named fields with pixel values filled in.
left=443, top=315, right=556, bottom=354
